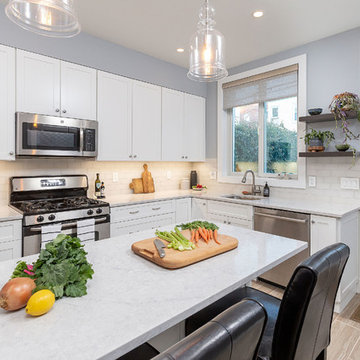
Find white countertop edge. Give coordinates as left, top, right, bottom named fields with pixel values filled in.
left=100, top=241, right=308, bottom=360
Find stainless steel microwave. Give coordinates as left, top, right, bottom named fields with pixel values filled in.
left=16, top=112, right=98, bottom=157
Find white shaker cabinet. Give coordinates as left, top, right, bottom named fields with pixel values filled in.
left=162, top=88, right=184, bottom=161
left=97, top=71, right=132, bottom=161
left=132, top=81, right=162, bottom=161
left=184, top=94, right=205, bottom=161
left=175, top=198, right=192, bottom=223
left=60, top=62, right=97, bottom=120
left=191, top=199, right=208, bottom=220
left=0, top=45, right=15, bottom=161
left=0, top=220, right=22, bottom=261
left=16, top=49, right=61, bottom=116
left=310, top=215, right=337, bottom=255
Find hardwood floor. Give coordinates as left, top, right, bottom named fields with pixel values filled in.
left=251, top=280, right=360, bottom=360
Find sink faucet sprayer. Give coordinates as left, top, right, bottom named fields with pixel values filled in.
left=241, top=170, right=262, bottom=195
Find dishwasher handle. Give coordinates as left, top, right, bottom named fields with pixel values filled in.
left=254, top=212, right=308, bottom=224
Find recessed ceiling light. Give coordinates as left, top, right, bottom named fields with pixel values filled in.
left=253, top=11, right=264, bottom=18
left=177, top=48, right=185, bottom=53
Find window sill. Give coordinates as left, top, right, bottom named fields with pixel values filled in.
left=217, top=174, right=306, bottom=189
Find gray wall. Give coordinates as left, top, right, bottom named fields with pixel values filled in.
left=206, top=27, right=360, bottom=158
left=0, top=4, right=207, bottom=97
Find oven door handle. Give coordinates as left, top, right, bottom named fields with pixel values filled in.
left=28, top=216, right=109, bottom=232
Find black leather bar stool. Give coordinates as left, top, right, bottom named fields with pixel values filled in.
left=153, top=299, right=267, bottom=360
left=185, top=243, right=350, bottom=360
left=118, top=299, right=267, bottom=360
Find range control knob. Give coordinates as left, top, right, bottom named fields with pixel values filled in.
left=37, top=216, right=44, bottom=223
left=87, top=209, right=94, bottom=216
left=48, top=214, right=56, bottom=221
left=96, top=208, right=103, bottom=214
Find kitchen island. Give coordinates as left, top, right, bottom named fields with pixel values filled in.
left=0, top=223, right=307, bottom=360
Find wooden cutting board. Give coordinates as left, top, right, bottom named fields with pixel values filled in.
left=129, top=178, right=144, bottom=194
left=142, top=164, right=155, bottom=193
left=131, top=230, right=238, bottom=269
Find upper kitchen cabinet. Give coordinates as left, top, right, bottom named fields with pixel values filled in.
left=162, top=89, right=206, bottom=162
left=162, top=88, right=185, bottom=161
left=132, top=81, right=162, bottom=161
left=184, top=94, right=205, bottom=161
left=16, top=50, right=60, bottom=117
left=0, top=45, right=15, bottom=161
left=16, top=50, right=97, bottom=120
left=60, top=62, right=97, bottom=120
left=97, top=71, right=132, bottom=161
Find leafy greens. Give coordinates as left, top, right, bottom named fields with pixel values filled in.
left=12, top=234, right=94, bottom=299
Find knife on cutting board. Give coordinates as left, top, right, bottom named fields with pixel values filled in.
left=154, top=239, right=166, bottom=258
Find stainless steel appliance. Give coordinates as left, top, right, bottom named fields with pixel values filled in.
left=16, top=112, right=97, bottom=157
left=10, top=175, right=110, bottom=256
left=254, top=207, right=310, bottom=287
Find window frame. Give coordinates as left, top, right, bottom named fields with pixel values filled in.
left=217, top=55, right=307, bottom=189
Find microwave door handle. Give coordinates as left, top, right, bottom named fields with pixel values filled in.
left=29, top=217, right=109, bottom=232
left=80, top=127, right=84, bottom=154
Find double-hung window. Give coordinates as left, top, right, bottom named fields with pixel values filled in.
left=218, top=56, right=306, bottom=188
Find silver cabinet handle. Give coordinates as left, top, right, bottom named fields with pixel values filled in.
left=228, top=221, right=231, bottom=224
left=129, top=210, right=139, bottom=215
left=133, top=155, right=137, bottom=158
left=55, top=108, right=60, bottom=113
left=9, top=151, right=14, bottom=156
left=181, top=156, right=185, bottom=159
left=255, top=212, right=308, bottom=224
left=62, top=109, right=67, bottom=114
left=311, top=220, right=315, bottom=224
left=224, top=220, right=226, bottom=223
left=152, top=207, right=161, bottom=211
left=185, top=156, right=188, bottom=159
left=129, top=155, right=133, bottom=158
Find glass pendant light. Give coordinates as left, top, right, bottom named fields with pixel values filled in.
left=188, top=0, right=228, bottom=82
left=5, top=0, right=81, bottom=38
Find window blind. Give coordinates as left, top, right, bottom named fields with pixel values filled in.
left=222, top=64, right=298, bottom=110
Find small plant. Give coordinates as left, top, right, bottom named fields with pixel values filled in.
left=303, top=129, right=335, bottom=147
left=329, top=92, right=360, bottom=141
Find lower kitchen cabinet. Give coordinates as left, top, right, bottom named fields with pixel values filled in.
left=0, top=220, right=22, bottom=261
left=191, top=198, right=208, bottom=220
left=311, top=213, right=359, bottom=313
left=175, top=198, right=191, bottom=223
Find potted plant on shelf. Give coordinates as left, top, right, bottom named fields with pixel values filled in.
left=329, top=92, right=360, bottom=141
left=303, top=129, right=335, bottom=152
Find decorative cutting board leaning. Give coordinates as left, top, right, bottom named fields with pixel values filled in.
left=142, top=164, right=155, bottom=193
left=131, top=230, right=238, bottom=269
left=129, top=178, right=144, bottom=194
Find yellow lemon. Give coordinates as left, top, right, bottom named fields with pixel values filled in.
left=26, top=290, right=55, bottom=316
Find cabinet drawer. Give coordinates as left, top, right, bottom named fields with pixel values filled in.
left=0, top=240, right=21, bottom=261
left=0, top=220, right=22, bottom=244
left=111, top=213, right=175, bottom=237
left=207, top=200, right=253, bottom=221
left=111, top=200, right=175, bottom=223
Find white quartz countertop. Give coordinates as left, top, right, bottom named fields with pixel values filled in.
left=0, top=206, right=23, bottom=222
left=0, top=223, right=307, bottom=360
left=105, top=190, right=360, bottom=218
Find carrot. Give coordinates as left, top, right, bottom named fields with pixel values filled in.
left=209, top=229, right=213, bottom=240
left=195, top=230, right=199, bottom=243
left=198, top=227, right=207, bottom=243
left=214, top=229, right=221, bottom=245
left=191, top=230, right=195, bottom=242
left=204, top=228, right=209, bottom=243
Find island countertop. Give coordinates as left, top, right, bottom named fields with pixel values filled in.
left=0, top=223, right=307, bottom=360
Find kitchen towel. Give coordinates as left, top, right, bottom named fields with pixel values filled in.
left=41, top=223, right=62, bottom=249
left=77, top=218, right=95, bottom=242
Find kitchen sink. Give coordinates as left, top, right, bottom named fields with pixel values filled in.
left=221, top=194, right=262, bottom=201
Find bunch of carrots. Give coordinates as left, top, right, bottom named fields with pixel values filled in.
left=178, top=221, right=220, bottom=245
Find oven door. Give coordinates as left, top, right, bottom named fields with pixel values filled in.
left=23, top=215, right=110, bottom=256
left=16, top=112, right=82, bottom=157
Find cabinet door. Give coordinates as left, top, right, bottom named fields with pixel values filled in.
left=0, top=45, right=15, bottom=161
left=16, top=49, right=60, bottom=116
left=132, top=81, right=162, bottom=160
left=162, top=88, right=184, bottom=161
left=310, top=215, right=337, bottom=255
left=0, top=240, right=21, bottom=262
left=175, top=198, right=191, bottom=223
left=60, top=61, right=97, bottom=120
left=184, top=94, right=205, bottom=161
left=97, top=71, right=132, bottom=161
left=191, top=199, right=208, bottom=220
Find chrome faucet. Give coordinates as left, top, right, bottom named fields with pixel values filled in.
left=241, top=170, right=261, bottom=195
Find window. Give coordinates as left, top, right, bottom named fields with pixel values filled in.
left=218, top=55, right=306, bottom=188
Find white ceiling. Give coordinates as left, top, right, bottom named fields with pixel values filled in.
left=7, top=0, right=360, bottom=69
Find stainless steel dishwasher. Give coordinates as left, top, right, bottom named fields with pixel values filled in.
left=254, top=207, right=310, bottom=287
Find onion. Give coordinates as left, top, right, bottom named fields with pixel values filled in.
left=0, top=278, right=36, bottom=311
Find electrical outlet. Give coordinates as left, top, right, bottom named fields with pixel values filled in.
left=340, top=177, right=359, bottom=190
left=209, top=171, right=217, bottom=180
left=308, top=176, right=316, bottom=187
left=113, top=172, right=119, bottom=182
left=167, top=171, right=172, bottom=179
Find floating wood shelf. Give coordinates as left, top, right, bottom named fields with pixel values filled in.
left=299, top=152, right=354, bottom=157
left=299, top=111, right=357, bottom=123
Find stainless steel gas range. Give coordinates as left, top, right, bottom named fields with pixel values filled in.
left=10, top=175, right=110, bottom=256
